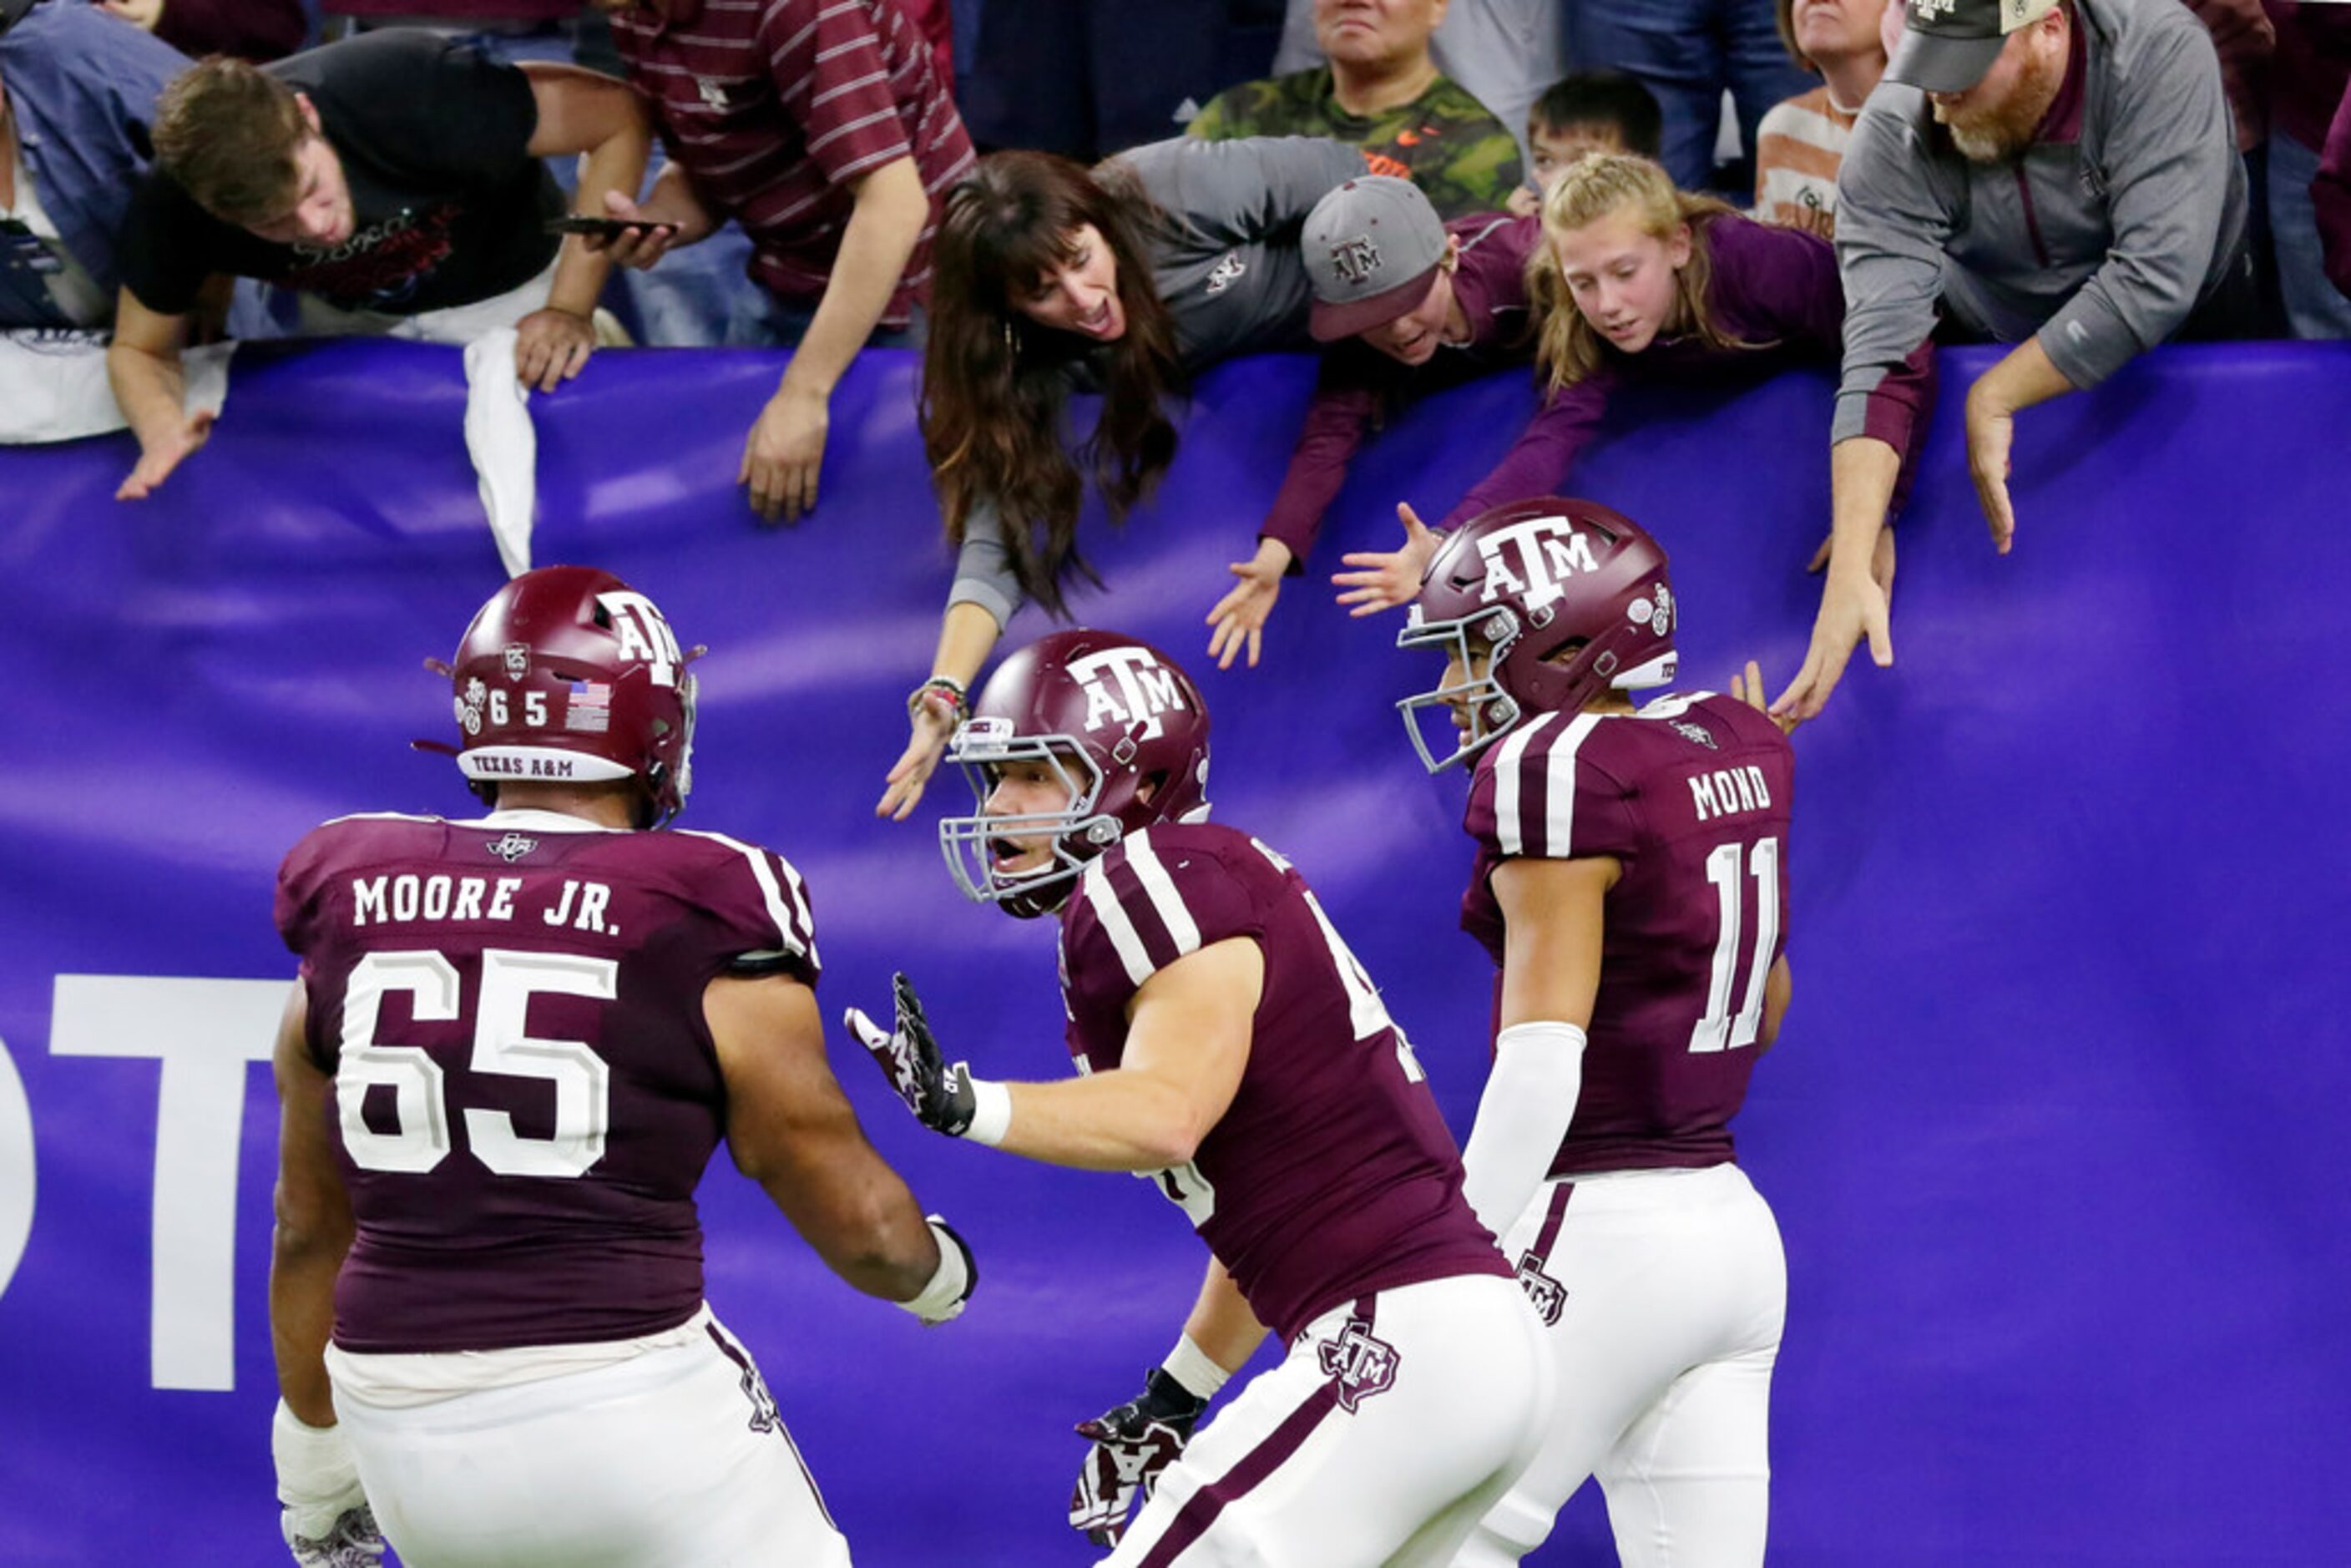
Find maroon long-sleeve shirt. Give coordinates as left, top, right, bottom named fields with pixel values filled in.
left=1260, top=210, right=1541, bottom=569
left=1446, top=211, right=1932, bottom=530
left=1262, top=210, right=1934, bottom=566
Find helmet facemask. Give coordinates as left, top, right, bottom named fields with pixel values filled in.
left=938, top=717, right=1123, bottom=918
left=1396, top=605, right=1525, bottom=773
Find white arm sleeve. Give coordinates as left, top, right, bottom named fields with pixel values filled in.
left=1457, top=1020, right=1587, bottom=1245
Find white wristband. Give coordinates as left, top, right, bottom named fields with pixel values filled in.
left=962, top=1075, right=1012, bottom=1147
left=897, top=1216, right=973, bottom=1323
left=1161, top=1333, right=1231, bottom=1400
left=271, top=1399, right=358, bottom=1510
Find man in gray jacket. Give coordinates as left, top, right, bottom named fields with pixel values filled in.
left=1773, top=0, right=2252, bottom=725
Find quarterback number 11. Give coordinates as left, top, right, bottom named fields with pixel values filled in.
left=1688, top=837, right=1780, bottom=1055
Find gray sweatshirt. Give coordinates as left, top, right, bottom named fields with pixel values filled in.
left=949, top=135, right=1368, bottom=629
left=1832, top=0, right=2246, bottom=443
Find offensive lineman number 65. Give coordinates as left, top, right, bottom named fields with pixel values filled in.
left=338, top=948, right=614, bottom=1176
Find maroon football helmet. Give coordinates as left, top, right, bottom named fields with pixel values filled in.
left=939, top=630, right=1212, bottom=917
left=427, top=566, right=700, bottom=827
left=1397, top=497, right=1676, bottom=772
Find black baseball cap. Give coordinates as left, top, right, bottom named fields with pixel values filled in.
left=1885, top=0, right=2060, bottom=94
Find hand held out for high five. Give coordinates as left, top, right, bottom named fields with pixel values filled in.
left=1205, top=538, right=1293, bottom=670
left=844, top=972, right=978, bottom=1136
left=1332, top=502, right=1440, bottom=617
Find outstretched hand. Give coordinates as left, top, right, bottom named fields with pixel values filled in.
left=1776, top=525, right=1897, bottom=727
left=1729, top=659, right=1796, bottom=735
left=1771, top=574, right=1891, bottom=727
left=1205, top=539, right=1293, bottom=670
left=876, top=687, right=962, bottom=820
left=844, top=972, right=977, bottom=1136
left=1332, top=502, right=1440, bottom=618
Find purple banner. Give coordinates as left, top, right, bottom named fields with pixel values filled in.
left=2, top=337, right=2346, bottom=1564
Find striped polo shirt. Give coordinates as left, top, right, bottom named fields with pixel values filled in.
left=609, top=0, right=975, bottom=322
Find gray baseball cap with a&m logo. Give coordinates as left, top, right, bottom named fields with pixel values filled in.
left=1302, top=176, right=1450, bottom=342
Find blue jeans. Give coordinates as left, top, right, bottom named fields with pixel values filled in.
left=2267, top=129, right=2351, bottom=341
left=1568, top=0, right=1814, bottom=192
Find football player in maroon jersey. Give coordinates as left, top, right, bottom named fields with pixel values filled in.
left=1398, top=498, right=1794, bottom=1567
left=847, top=628, right=1551, bottom=1566
left=266, top=567, right=974, bottom=1568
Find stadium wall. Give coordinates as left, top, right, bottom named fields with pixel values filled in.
left=1, top=337, right=2344, bottom=1564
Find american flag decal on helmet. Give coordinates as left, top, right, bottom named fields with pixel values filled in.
left=566, top=680, right=612, bottom=734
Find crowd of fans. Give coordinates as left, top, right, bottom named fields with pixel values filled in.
left=5, top=0, right=2348, bottom=726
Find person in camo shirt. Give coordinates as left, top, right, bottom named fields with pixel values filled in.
left=267, top=566, right=973, bottom=1568
left=849, top=627, right=1550, bottom=1565
left=1188, top=0, right=1523, bottom=219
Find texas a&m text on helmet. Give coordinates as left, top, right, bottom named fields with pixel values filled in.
left=939, top=630, right=1212, bottom=917
left=421, top=565, right=701, bottom=827
left=1398, top=497, right=1676, bottom=772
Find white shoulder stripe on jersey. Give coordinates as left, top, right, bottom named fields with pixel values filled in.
left=680, top=828, right=816, bottom=964
left=1490, top=713, right=1558, bottom=857
left=1123, top=831, right=1202, bottom=962
left=321, top=810, right=442, bottom=827
left=1540, top=713, right=1605, bottom=857
left=1079, top=855, right=1156, bottom=989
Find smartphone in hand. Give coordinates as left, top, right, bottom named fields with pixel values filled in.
left=544, top=215, right=673, bottom=240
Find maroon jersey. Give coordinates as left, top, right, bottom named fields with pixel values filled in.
left=1462, top=693, right=1794, bottom=1176
left=273, top=807, right=821, bottom=1353
left=1058, top=822, right=1506, bottom=1343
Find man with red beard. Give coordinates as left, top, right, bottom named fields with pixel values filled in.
left=1772, top=0, right=2256, bottom=726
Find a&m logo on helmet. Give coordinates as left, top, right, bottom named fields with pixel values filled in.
left=596, top=589, right=684, bottom=688
left=1069, top=645, right=1190, bottom=741
left=502, top=642, right=529, bottom=680
left=1474, top=513, right=1602, bottom=614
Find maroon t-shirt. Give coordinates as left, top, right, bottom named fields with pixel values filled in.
left=1461, top=693, right=1794, bottom=1176
left=607, top=0, right=975, bottom=323
left=274, top=808, right=820, bottom=1353
left=1058, top=822, right=1506, bottom=1344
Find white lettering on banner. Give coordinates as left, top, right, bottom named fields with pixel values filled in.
left=49, top=975, right=283, bottom=1392
left=0, top=1034, right=33, bottom=1299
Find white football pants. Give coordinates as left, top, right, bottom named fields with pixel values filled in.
left=328, top=1309, right=849, bottom=1568
left=1109, top=1272, right=1555, bottom=1568
left=1454, top=1162, right=1786, bottom=1568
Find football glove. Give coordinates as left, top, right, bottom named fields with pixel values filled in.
left=845, top=971, right=977, bottom=1136
left=1069, top=1368, right=1210, bottom=1547
left=272, top=1401, right=386, bottom=1567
